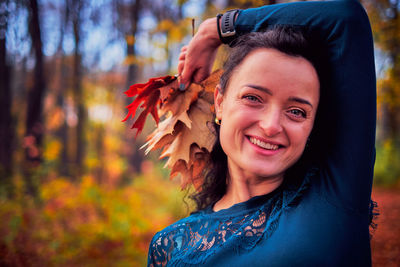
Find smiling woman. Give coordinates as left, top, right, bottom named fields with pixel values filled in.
left=213, top=33, right=320, bottom=211
left=147, top=0, right=377, bottom=266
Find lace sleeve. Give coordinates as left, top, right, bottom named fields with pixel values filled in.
left=147, top=231, right=170, bottom=267
left=147, top=232, right=157, bottom=267
left=147, top=225, right=190, bottom=267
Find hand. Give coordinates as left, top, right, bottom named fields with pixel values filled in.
left=178, top=18, right=222, bottom=89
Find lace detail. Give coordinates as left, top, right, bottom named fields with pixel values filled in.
left=148, top=168, right=318, bottom=267
left=369, top=199, right=379, bottom=238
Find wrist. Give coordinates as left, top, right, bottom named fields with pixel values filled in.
left=217, top=9, right=240, bottom=45
left=198, top=18, right=222, bottom=48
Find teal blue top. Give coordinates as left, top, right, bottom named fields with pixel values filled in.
left=147, top=0, right=376, bottom=266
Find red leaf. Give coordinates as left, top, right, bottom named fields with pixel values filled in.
left=123, top=75, right=177, bottom=137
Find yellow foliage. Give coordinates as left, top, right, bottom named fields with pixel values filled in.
left=104, top=134, right=122, bottom=152
left=81, top=175, right=96, bottom=188
left=43, top=140, right=62, bottom=161
left=105, top=156, right=125, bottom=178
left=177, top=0, right=188, bottom=6
left=46, top=107, right=64, bottom=131
left=233, top=0, right=265, bottom=7
left=154, top=18, right=191, bottom=43
left=86, top=156, right=99, bottom=170
left=123, top=55, right=151, bottom=66
left=1, top=164, right=189, bottom=265
left=40, top=178, right=74, bottom=201
left=169, top=27, right=185, bottom=42
left=125, top=35, right=135, bottom=45
left=123, top=55, right=137, bottom=65
left=158, top=19, right=175, bottom=32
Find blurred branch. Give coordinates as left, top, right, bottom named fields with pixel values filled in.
left=24, top=0, right=46, bottom=196
left=71, top=0, right=86, bottom=177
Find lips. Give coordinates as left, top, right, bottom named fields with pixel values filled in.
left=248, top=136, right=283, bottom=150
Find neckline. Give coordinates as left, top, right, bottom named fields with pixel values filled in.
left=203, top=186, right=282, bottom=218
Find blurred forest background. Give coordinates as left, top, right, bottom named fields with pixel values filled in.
left=0, top=0, right=399, bottom=266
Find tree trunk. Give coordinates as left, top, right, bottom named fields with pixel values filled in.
left=25, top=0, right=46, bottom=195
left=0, top=1, right=14, bottom=195
left=57, top=0, right=71, bottom=177
left=72, top=0, right=86, bottom=177
left=125, top=0, right=141, bottom=89
left=126, top=0, right=144, bottom=173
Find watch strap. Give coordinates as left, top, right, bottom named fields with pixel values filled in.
left=218, top=9, right=239, bottom=45
left=216, top=14, right=224, bottom=43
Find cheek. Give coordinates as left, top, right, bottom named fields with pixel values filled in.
left=287, top=122, right=314, bottom=148
left=218, top=111, right=251, bottom=156
left=218, top=125, right=236, bottom=163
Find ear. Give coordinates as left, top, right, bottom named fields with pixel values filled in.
left=214, top=84, right=224, bottom=120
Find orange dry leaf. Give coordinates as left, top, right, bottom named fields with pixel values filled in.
left=201, top=69, right=223, bottom=93
left=170, top=145, right=209, bottom=190
left=160, top=98, right=214, bottom=168
left=125, top=70, right=223, bottom=189
left=158, top=98, right=215, bottom=189
left=170, top=160, right=192, bottom=188
left=160, top=83, right=203, bottom=117
left=141, top=112, right=191, bottom=154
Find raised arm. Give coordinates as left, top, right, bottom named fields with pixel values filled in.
left=180, top=0, right=376, bottom=211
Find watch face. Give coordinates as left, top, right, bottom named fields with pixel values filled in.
left=221, top=10, right=237, bottom=38
left=222, top=30, right=236, bottom=37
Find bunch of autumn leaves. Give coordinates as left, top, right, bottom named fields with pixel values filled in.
left=123, top=70, right=222, bottom=190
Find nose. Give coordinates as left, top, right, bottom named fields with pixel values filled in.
left=258, top=108, right=283, bottom=137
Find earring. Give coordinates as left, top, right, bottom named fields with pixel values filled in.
left=215, top=117, right=221, bottom=125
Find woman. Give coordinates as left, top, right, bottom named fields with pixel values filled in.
left=148, top=0, right=376, bottom=266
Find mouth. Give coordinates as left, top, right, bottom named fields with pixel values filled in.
left=247, top=136, right=283, bottom=151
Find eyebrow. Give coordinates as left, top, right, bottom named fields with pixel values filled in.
left=288, top=97, right=313, bottom=108
left=245, top=84, right=313, bottom=108
left=246, top=84, right=273, bottom=95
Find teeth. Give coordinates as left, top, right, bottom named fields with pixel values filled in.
left=249, top=137, right=279, bottom=150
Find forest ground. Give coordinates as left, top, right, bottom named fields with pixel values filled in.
left=371, top=186, right=400, bottom=266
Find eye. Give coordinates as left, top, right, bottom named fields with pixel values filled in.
left=288, top=108, right=307, bottom=119
left=243, top=94, right=261, bottom=103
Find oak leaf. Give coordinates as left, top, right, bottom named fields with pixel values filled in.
left=125, top=70, right=223, bottom=189
left=122, top=75, right=177, bottom=137
left=160, top=98, right=215, bottom=168
left=170, top=145, right=209, bottom=190
left=201, top=69, right=223, bottom=93
left=141, top=112, right=191, bottom=154
left=160, top=83, right=203, bottom=117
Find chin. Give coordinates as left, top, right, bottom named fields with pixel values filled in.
left=244, top=162, right=286, bottom=180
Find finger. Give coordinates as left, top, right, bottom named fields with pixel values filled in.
left=180, top=60, right=195, bottom=90
left=177, top=46, right=188, bottom=75
left=178, top=51, right=186, bottom=61
left=193, top=67, right=210, bottom=84
left=178, top=59, right=185, bottom=75
left=180, top=45, right=188, bottom=52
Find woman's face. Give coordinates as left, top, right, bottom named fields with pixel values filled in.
left=215, top=48, right=320, bottom=181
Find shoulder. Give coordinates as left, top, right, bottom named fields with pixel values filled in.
left=152, top=210, right=204, bottom=240
left=147, top=210, right=206, bottom=265
left=150, top=215, right=192, bottom=245
left=301, top=0, right=370, bottom=31
left=322, top=1, right=371, bottom=29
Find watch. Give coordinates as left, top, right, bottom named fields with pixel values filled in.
left=217, top=9, right=239, bottom=45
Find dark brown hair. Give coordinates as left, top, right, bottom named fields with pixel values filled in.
left=190, top=26, right=318, bottom=211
